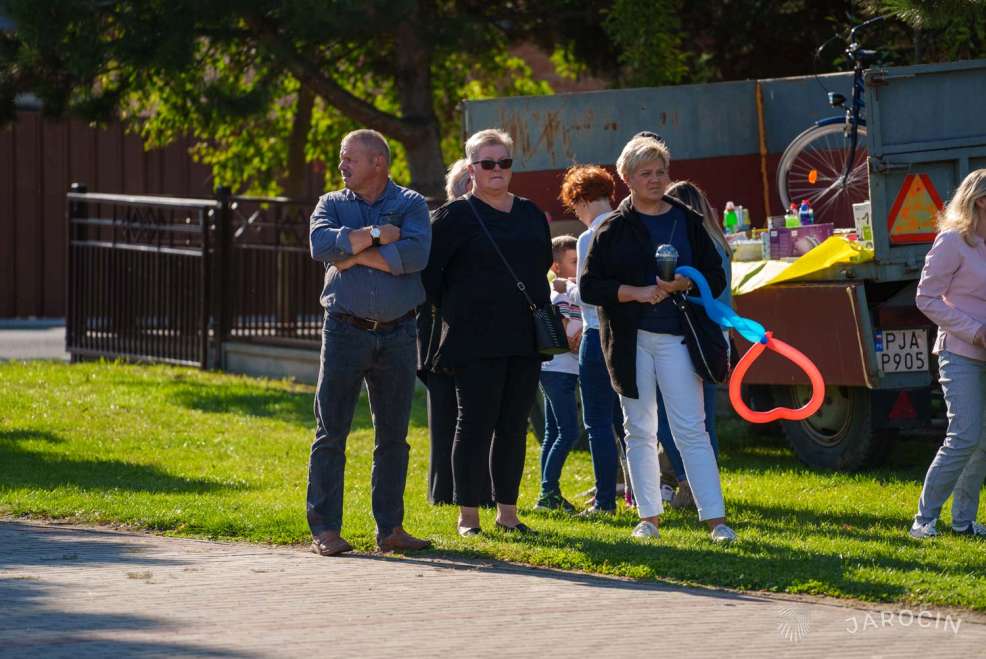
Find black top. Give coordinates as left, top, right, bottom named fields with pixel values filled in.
left=579, top=195, right=726, bottom=399
left=422, top=195, right=553, bottom=369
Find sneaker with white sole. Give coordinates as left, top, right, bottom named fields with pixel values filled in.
left=578, top=505, right=616, bottom=518
left=631, top=520, right=660, bottom=539
left=670, top=481, right=695, bottom=510
left=952, top=521, right=986, bottom=538
left=660, top=484, right=675, bottom=503
left=710, top=523, right=737, bottom=543
left=909, top=520, right=938, bottom=539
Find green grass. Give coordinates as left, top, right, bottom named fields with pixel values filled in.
left=1, top=360, right=984, bottom=611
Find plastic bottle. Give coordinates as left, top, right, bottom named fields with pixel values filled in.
left=799, top=199, right=814, bottom=225
left=784, top=203, right=800, bottom=228
left=723, top=201, right=738, bottom=233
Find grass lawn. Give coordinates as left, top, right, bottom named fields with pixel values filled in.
left=1, top=360, right=984, bottom=612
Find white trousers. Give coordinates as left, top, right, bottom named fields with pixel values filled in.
left=619, top=330, right=726, bottom=520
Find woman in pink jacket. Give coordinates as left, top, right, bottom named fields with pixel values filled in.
left=910, top=169, right=986, bottom=540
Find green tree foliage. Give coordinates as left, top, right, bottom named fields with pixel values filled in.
left=4, top=0, right=979, bottom=199
left=602, top=0, right=686, bottom=86
left=863, top=0, right=986, bottom=63
left=0, top=0, right=561, bottom=197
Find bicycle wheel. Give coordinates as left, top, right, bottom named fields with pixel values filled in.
left=777, top=123, right=868, bottom=227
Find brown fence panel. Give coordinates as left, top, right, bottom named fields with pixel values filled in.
left=1, top=110, right=291, bottom=319
left=42, top=120, right=70, bottom=317
left=0, top=124, right=15, bottom=317
left=13, top=112, right=42, bottom=317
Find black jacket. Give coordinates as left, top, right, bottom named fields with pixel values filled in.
left=421, top=196, right=552, bottom=369
left=579, top=195, right=726, bottom=398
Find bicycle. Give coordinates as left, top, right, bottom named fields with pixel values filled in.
left=776, top=15, right=886, bottom=225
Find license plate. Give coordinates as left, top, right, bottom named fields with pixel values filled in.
left=874, top=329, right=929, bottom=374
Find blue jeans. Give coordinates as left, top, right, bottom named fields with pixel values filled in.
left=579, top=328, right=624, bottom=510
left=915, top=351, right=986, bottom=529
left=539, top=371, right=580, bottom=496
left=306, top=314, right=418, bottom=540
left=656, top=381, right=720, bottom=482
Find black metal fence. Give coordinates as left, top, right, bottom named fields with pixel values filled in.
left=66, top=185, right=322, bottom=368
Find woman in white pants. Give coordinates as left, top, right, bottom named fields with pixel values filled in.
left=579, top=135, right=736, bottom=542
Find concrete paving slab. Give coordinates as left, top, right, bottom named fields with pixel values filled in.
left=1, top=520, right=983, bottom=658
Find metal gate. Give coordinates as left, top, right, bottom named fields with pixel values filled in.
left=66, top=185, right=324, bottom=368
left=66, top=186, right=219, bottom=367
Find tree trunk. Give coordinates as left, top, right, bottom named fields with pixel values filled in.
left=392, top=10, right=446, bottom=202
left=282, top=86, right=315, bottom=199
left=401, top=125, right=446, bottom=203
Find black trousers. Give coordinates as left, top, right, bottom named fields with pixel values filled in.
left=425, top=371, right=490, bottom=505
left=452, top=355, right=542, bottom=507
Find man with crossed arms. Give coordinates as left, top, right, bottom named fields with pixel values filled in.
left=307, top=129, right=431, bottom=556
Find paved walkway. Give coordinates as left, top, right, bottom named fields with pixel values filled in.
left=1, top=520, right=983, bottom=658
left=0, top=322, right=67, bottom=362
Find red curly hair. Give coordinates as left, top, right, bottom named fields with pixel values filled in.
left=559, top=165, right=615, bottom=212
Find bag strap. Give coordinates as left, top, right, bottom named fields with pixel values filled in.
left=465, top=196, right=537, bottom=310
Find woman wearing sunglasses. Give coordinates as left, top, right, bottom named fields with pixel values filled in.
left=422, top=129, right=552, bottom=536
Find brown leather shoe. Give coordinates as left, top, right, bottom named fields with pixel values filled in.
left=377, top=527, right=431, bottom=553
left=311, top=532, right=353, bottom=557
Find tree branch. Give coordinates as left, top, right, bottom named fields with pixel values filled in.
left=246, top=17, right=414, bottom=141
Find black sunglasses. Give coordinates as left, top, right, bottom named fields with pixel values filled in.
left=472, top=158, right=513, bottom=171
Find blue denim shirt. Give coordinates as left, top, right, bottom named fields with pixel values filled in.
left=310, top=179, right=431, bottom=322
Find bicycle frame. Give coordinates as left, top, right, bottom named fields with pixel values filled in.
left=811, top=15, right=885, bottom=191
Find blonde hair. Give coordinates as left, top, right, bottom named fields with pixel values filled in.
left=939, top=168, right=986, bottom=246
left=465, top=128, right=513, bottom=162
left=616, top=136, right=671, bottom=181
left=666, top=180, right=732, bottom=257
left=445, top=158, right=471, bottom=201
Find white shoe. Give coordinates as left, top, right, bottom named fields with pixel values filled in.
left=660, top=484, right=675, bottom=503
left=952, top=521, right=986, bottom=538
left=710, top=523, right=737, bottom=543
left=909, top=520, right=938, bottom=539
left=631, top=520, right=660, bottom=539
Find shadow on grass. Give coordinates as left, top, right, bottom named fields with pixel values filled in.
left=0, top=430, right=243, bottom=494
left=0, top=521, right=250, bottom=656
left=434, top=527, right=916, bottom=604
left=166, top=380, right=430, bottom=434
left=167, top=381, right=319, bottom=428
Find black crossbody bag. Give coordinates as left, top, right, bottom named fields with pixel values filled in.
left=655, top=211, right=731, bottom=384
left=465, top=197, right=568, bottom=357
left=671, top=293, right=731, bottom=384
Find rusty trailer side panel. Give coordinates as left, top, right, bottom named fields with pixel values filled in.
left=733, top=283, right=876, bottom=387
left=463, top=73, right=855, bottom=225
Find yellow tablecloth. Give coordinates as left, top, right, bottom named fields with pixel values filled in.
left=732, top=236, right=874, bottom=296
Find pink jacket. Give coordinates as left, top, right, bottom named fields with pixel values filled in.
left=916, top=230, right=986, bottom=362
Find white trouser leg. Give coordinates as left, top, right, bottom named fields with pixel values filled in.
left=650, top=332, right=726, bottom=521
left=619, top=333, right=663, bottom=519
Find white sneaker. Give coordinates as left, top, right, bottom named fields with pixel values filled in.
left=631, top=520, right=660, bottom=539
left=660, top=484, right=675, bottom=503
left=710, top=523, right=737, bottom=543
left=909, top=520, right=938, bottom=539
left=952, top=521, right=986, bottom=538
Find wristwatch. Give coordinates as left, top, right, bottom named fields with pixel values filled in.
left=369, top=226, right=381, bottom=247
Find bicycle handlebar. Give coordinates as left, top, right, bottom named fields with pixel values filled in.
left=849, top=14, right=888, bottom=42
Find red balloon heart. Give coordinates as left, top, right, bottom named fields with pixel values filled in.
left=729, top=332, right=826, bottom=423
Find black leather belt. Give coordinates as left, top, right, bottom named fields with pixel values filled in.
left=329, top=310, right=415, bottom=332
